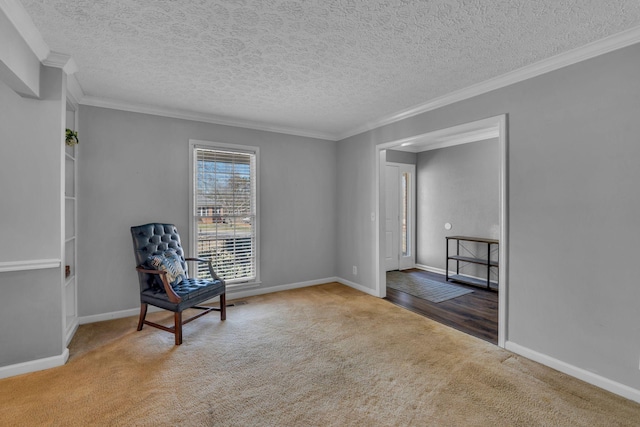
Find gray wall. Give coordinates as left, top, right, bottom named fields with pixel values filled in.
left=0, top=66, right=66, bottom=366
left=77, top=106, right=337, bottom=317
left=336, top=135, right=376, bottom=286
left=0, top=68, right=64, bottom=262
left=0, top=10, right=40, bottom=97
left=416, top=139, right=499, bottom=278
left=337, top=43, right=640, bottom=391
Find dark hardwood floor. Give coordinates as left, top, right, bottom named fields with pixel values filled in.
left=384, top=269, right=498, bottom=344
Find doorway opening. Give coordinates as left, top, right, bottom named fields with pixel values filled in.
left=374, top=115, right=508, bottom=347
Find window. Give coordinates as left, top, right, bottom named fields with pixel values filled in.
left=401, top=171, right=409, bottom=256
left=190, top=141, right=259, bottom=285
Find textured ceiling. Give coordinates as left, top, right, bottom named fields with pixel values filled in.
left=19, top=0, right=640, bottom=139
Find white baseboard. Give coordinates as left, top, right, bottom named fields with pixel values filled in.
left=78, top=277, right=340, bottom=324
left=415, top=264, right=497, bottom=284
left=68, top=277, right=640, bottom=405
left=8, top=279, right=637, bottom=406
left=335, top=277, right=379, bottom=297
left=0, top=348, right=69, bottom=380
left=415, top=263, right=446, bottom=275
left=64, top=318, right=79, bottom=346
left=79, top=307, right=144, bottom=325
left=79, top=304, right=170, bottom=325
left=416, top=267, right=640, bottom=402
left=227, top=276, right=339, bottom=300
left=506, top=341, right=640, bottom=404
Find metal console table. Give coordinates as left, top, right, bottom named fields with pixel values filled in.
left=446, top=235, right=498, bottom=291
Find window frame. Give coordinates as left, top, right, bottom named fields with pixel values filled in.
left=189, top=139, right=261, bottom=289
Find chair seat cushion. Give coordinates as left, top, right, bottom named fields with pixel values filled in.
left=141, top=278, right=225, bottom=311
left=172, top=278, right=223, bottom=299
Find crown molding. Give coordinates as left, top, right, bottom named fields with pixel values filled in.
left=0, top=0, right=49, bottom=61
left=337, top=24, right=640, bottom=141
left=7, top=0, right=639, bottom=143
left=80, top=95, right=336, bottom=141
left=42, top=51, right=78, bottom=75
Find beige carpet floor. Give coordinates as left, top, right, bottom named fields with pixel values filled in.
left=1, top=283, right=639, bottom=426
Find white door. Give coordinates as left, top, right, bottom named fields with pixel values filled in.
left=385, top=165, right=400, bottom=271
left=385, top=163, right=416, bottom=272
left=399, top=164, right=416, bottom=270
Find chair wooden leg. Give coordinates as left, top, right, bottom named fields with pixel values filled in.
left=220, top=293, right=226, bottom=321
left=174, top=311, right=183, bottom=345
left=137, top=303, right=148, bottom=331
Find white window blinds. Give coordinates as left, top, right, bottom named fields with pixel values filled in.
left=194, top=147, right=257, bottom=283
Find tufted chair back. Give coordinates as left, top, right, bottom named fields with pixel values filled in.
left=131, top=223, right=189, bottom=290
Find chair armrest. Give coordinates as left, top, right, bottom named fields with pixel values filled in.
left=184, top=258, right=225, bottom=284
left=184, top=257, right=209, bottom=263
left=136, top=266, right=163, bottom=275
left=135, top=266, right=182, bottom=303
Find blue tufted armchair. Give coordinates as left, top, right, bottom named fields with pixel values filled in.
left=131, top=223, right=226, bottom=344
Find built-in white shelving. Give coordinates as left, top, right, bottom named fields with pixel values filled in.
left=63, top=104, right=79, bottom=346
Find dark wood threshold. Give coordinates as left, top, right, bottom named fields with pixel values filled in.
left=384, top=269, right=498, bottom=345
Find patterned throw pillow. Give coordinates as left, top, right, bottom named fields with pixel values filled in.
left=146, top=250, right=186, bottom=287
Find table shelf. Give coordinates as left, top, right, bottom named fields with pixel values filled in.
left=446, top=236, right=498, bottom=291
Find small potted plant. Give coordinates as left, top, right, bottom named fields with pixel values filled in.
left=65, top=128, right=79, bottom=146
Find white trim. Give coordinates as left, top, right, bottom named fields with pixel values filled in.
left=76, top=18, right=640, bottom=143
left=4, top=0, right=640, bottom=142
left=506, top=341, right=640, bottom=404
left=227, top=277, right=339, bottom=300
left=78, top=306, right=160, bottom=325
left=0, top=348, right=69, bottom=380
left=79, top=20, right=640, bottom=142
left=43, top=51, right=77, bottom=75
left=335, top=277, right=379, bottom=297
left=497, top=115, right=508, bottom=348
left=379, top=116, right=503, bottom=153
left=0, top=0, right=49, bottom=61
left=74, top=24, right=640, bottom=142
left=397, top=128, right=500, bottom=153
left=189, top=139, right=261, bottom=286
left=415, top=263, right=445, bottom=275
left=64, top=318, right=79, bottom=346
left=414, top=264, right=498, bottom=286
left=374, top=148, right=385, bottom=298
left=374, top=115, right=508, bottom=347
left=337, top=26, right=640, bottom=140
left=0, top=258, right=61, bottom=273
left=82, top=96, right=335, bottom=141
left=188, top=141, right=196, bottom=279
left=78, top=277, right=339, bottom=324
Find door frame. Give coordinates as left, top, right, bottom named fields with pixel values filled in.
left=384, top=162, right=416, bottom=271
left=373, top=114, right=508, bottom=348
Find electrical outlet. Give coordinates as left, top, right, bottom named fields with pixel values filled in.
left=352, top=266, right=357, bottom=276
